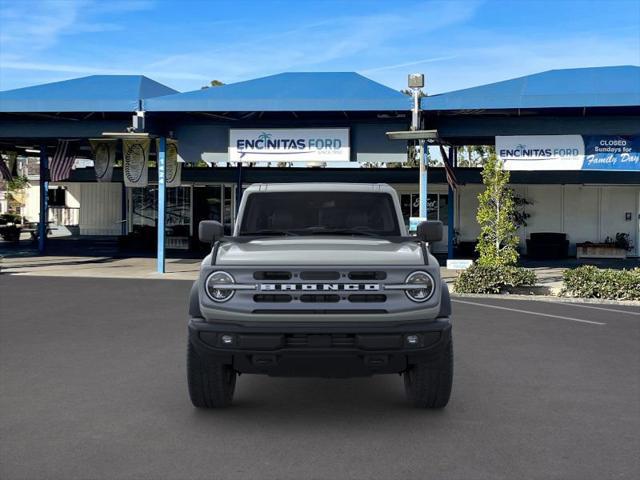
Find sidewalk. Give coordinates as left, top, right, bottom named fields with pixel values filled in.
left=1, top=254, right=573, bottom=293
left=0, top=255, right=201, bottom=281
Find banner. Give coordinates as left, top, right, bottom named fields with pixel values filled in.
left=122, top=138, right=149, bottom=187
left=497, top=135, right=640, bottom=171
left=229, top=128, right=350, bottom=163
left=497, top=135, right=585, bottom=170
left=582, top=136, right=640, bottom=171
left=90, top=139, right=116, bottom=182
left=156, top=138, right=181, bottom=187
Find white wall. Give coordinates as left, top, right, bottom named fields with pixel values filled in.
left=23, top=182, right=40, bottom=222
left=599, top=187, right=639, bottom=255
left=78, top=182, right=122, bottom=235
left=456, top=184, right=640, bottom=257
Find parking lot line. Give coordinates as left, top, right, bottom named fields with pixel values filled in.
left=452, top=299, right=607, bottom=326
left=537, top=301, right=640, bottom=316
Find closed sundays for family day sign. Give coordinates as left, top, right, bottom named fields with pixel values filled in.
left=497, top=135, right=640, bottom=171
left=229, top=128, right=350, bottom=162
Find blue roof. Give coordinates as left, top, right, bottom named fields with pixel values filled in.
left=422, top=66, right=640, bottom=111
left=0, top=75, right=178, bottom=113
left=145, top=72, right=411, bottom=112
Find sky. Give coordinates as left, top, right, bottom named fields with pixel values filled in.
left=0, top=0, right=639, bottom=94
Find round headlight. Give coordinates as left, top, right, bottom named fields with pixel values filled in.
left=205, top=271, right=235, bottom=302
left=405, top=271, right=435, bottom=302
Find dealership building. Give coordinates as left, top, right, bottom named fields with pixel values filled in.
left=1, top=65, right=639, bottom=267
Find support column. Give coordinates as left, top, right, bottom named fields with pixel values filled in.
left=235, top=162, right=243, bottom=214
left=38, top=145, right=48, bottom=254
left=447, top=146, right=456, bottom=259
left=157, top=137, right=166, bottom=273
left=419, top=140, right=428, bottom=218
left=121, top=182, right=127, bottom=236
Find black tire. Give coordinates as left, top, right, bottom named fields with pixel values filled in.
left=404, top=340, right=453, bottom=409
left=187, top=340, right=236, bottom=408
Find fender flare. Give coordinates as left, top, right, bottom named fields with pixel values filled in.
left=189, top=281, right=202, bottom=318
left=437, top=282, right=451, bottom=318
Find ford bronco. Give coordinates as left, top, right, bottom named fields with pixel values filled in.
left=188, top=183, right=453, bottom=408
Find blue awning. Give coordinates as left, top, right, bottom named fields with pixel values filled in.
left=422, top=66, right=640, bottom=111
left=145, top=72, right=411, bottom=112
left=0, top=75, right=178, bottom=113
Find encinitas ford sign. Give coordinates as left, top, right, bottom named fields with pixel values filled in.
left=497, top=135, right=640, bottom=171
left=497, top=135, right=585, bottom=170
left=229, top=128, right=350, bottom=162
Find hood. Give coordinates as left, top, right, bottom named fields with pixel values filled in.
left=216, top=237, right=424, bottom=266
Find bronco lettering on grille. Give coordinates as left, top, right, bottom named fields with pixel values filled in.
left=260, top=283, right=380, bottom=291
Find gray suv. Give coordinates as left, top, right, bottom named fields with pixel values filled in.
left=188, top=183, right=453, bottom=408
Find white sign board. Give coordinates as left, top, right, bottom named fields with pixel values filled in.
left=229, top=128, right=350, bottom=163
left=496, top=135, right=585, bottom=170
left=447, top=259, right=473, bottom=270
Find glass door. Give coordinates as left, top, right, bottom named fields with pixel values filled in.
left=400, top=191, right=449, bottom=252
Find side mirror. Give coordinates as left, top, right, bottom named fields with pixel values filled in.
left=199, top=220, right=224, bottom=244
left=417, top=220, right=443, bottom=243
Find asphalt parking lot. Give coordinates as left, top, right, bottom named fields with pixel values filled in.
left=1, top=276, right=639, bottom=480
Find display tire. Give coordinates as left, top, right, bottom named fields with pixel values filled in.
left=404, top=340, right=453, bottom=409
left=187, top=340, right=236, bottom=408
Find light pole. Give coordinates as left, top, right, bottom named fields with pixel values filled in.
left=408, top=73, right=427, bottom=218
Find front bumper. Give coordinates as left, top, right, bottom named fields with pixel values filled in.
left=188, top=317, right=452, bottom=377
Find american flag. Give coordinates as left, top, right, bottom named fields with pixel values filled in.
left=0, top=156, right=12, bottom=181
left=49, top=140, right=78, bottom=182
left=439, top=145, right=458, bottom=190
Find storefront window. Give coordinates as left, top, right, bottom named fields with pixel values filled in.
left=427, top=194, right=438, bottom=221
left=400, top=192, right=449, bottom=226
left=130, top=186, right=191, bottom=249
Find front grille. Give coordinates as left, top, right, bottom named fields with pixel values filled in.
left=348, top=271, right=387, bottom=280
left=252, top=309, right=388, bottom=314
left=253, top=271, right=291, bottom=280
left=253, top=294, right=292, bottom=303
left=285, top=334, right=356, bottom=348
left=300, top=271, right=340, bottom=280
left=300, top=294, right=340, bottom=303
left=348, top=294, right=387, bottom=303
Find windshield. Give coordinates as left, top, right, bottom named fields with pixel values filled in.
left=238, top=191, right=401, bottom=237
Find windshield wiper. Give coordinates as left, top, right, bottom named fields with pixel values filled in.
left=240, top=229, right=299, bottom=237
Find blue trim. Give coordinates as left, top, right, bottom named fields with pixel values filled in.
left=235, top=163, right=243, bottom=214
left=447, top=149, right=456, bottom=259
left=419, top=145, right=428, bottom=217
left=38, top=146, right=48, bottom=254
left=157, top=137, right=166, bottom=273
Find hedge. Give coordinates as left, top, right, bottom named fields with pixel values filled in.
left=562, top=266, right=640, bottom=300
left=454, top=264, right=536, bottom=294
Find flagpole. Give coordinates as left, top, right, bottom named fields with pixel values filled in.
left=38, top=145, right=48, bottom=254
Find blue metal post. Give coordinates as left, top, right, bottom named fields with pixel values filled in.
left=447, top=146, right=456, bottom=259
left=419, top=140, right=428, bottom=218
left=236, top=162, right=243, bottom=214
left=157, top=137, right=166, bottom=273
left=38, top=145, right=48, bottom=254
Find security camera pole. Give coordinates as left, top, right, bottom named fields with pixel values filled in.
left=408, top=73, right=427, bottom=218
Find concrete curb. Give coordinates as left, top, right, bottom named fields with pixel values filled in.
left=452, top=292, right=640, bottom=307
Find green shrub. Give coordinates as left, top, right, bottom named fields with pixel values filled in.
left=562, top=266, right=640, bottom=300
left=454, top=264, right=537, bottom=294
